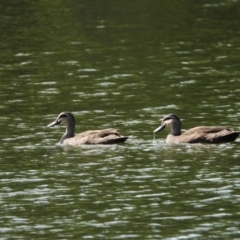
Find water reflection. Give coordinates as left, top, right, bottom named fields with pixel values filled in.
left=1, top=137, right=240, bottom=238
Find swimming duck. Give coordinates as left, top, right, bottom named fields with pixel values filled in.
left=48, top=112, right=129, bottom=145
left=154, top=114, right=239, bottom=144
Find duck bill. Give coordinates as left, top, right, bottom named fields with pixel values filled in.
left=47, top=120, right=60, bottom=127
left=153, top=124, right=165, bottom=133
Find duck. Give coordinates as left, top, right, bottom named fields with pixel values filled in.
left=153, top=114, right=240, bottom=144
left=47, top=112, right=129, bottom=145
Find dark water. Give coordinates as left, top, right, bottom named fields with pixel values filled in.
left=1, top=0, right=240, bottom=239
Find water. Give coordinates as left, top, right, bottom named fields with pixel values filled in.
left=1, top=0, right=240, bottom=239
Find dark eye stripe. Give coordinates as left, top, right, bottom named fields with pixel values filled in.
left=164, top=117, right=172, bottom=121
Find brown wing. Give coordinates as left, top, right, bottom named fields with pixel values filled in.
left=182, top=126, right=227, bottom=135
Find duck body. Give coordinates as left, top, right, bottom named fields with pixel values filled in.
left=48, top=112, right=128, bottom=145
left=62, top=129, right=128, bottom=145
left=165, top=126, right=239, bottom=144
left=154, top=114, right=239, bottom=144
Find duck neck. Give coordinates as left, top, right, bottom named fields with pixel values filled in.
left=60, top=123, right=75, bottom=143
left=171, top=121, right=181, bottom=136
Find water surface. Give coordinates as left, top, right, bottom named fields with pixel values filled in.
left=1, top=0, right=240, bottom=239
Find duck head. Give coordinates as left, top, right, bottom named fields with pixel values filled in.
left=47, top=112, right=75, bottom=127
left=154, top=114, right=181, bottom=136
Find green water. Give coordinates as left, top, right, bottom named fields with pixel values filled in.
left=1, top=0, right=240, bottom=239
